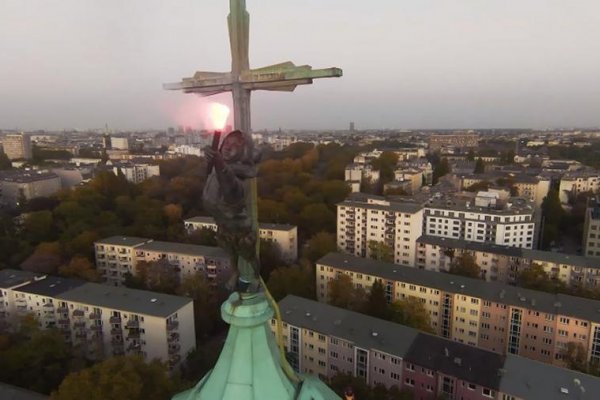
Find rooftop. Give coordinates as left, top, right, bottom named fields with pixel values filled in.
left=185, top=216, right=296, bottom=231
left=56, top=282, right=191, bottom=318
left=137, top=240, right=228, bottom=258
left=404, top=333, right=504, bottom=389
left=15, top=276, right=85, bottom=297
left=95, top=236, right=152, bottom=247
left=317, top=252, right=600, bottom=323
left=417, top=235, right=600, bottom=269
left=0, top=269, right=43, bottom=289
left=0, top=383, right=48, bottom=400
left=0, top=170, right=59, bottom=183
left=279, top=295, right=418, bottom=362
left=337, top=193, right=424, bottom=214
left=499, top=354, right=600, bottom=399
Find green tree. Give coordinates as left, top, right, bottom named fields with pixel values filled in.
left=449, top=253, right=481, bottom=279
left=368, top=240, right=393, bottom=262
left=432, top=157, right=450, bottom=184
left=133, top=260, right=179, bottom=294
left=561, top=342, right=588, bottom=373
left=473, top=158, right=485, bottom=174
left=177, top=272, right=225, bottom=339
left=23, top=210, right=55, bottom=243
left=302, top=232, right=337, bottom=263
left=327, top=274, right=365, bottom=312
left=371, top=151, right=399, bottom=184
left=20, top=242, right=62, bottom=274
left=365, top=280, right=390, bottom=320
left=516, top=263, right=565, bottom=293
left=390, top=297, right=433, bottom=333
left=266, top=263, right=315, bottom=301
left=51, top=356, right=178, bottom=400
left=187, top=227, right=218, bottom=246
left=259, top=238, right=285, bottom=281
left=0, top=150, right=11, bottom=170
left=299, top=203, right=336, bottom=237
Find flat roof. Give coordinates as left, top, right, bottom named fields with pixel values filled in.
left=0, top=269, right=43, bottom=289
left=499, top=354, right=600, bottom=400
left=279, top=295, right=418, bottom=360
left=184, top=216, right=216, bottom=224
left=404, top=333, right=504, bottom=389
left=137, top=241, right=228, bottom=258
left=317, top=252, right=600, bottom=323
left=56, top=282, right=191, bottom=318
left=0, top=383, right=48, bottom=400
left=15, top=276, right=85, bottom=297
left=337, top=195, right=424, bottom=214
left=417, top=235, right=600, bottom=269
left=95, top=236, right=151, bottom=247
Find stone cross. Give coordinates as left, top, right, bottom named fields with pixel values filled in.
left=164, top=0, right=342, bottom=134
left=164, top=0, right=342, bottom=292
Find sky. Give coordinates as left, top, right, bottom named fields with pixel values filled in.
left=1, top=0, right=600, bottom=131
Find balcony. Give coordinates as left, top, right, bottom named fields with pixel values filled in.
left=167, top=321, right=179, bottom=331
left=168, top=354, right=182, bottom=366
left=72, top=310, right=84, bottom=317
left=127, top=342, right=141, bottom=351
left=57, top=306, right=68, bottom=314
left=168, top=344, right=181, bottom=355
left=125, top=320, right=139, bottom=329
left=111, top=337, right=124, bottom=345
left=74, top=331, right=87, bottom=339
left=167, top=333, right=180, bottom=343
left=89, top=313, right=101, bottom=320
left=91, top=325, right=103, bottom=332
left=109, top=316, right=121, bottom=324
left=126, top=331, right=141, bottom=340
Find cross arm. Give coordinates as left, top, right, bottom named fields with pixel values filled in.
left=163, top=71, right=234, bottom=95
left=240, top=62, right=342, bottom=92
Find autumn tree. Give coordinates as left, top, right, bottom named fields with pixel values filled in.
left=449, top=253, right=481, bottom=279
left=187, top=227, right=218, bottom=246
left=390, top=297, right=433, bottom=333
left=327, top=274, right=365, bottom=312
left=21, top=242, right=62, bottom=274
left=368, top=240, right=393, bottom=263
left=132, top=260, right=179, bottom=294
left=432, top=157, right=450, bottom=184
left=176, top=272, right=225, bottom=339
left=302, top=232, right=337, bottom=263
left=473, top=158, right=485, bottom=174
left=51, top=356, right=178, bottom=400
left=58, top=256, right=100, bottom=282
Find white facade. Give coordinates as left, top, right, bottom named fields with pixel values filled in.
left=113, top=162, right=160, bottom=184
left=1, top=274, right=194, bottom=369
left=559, top=171, right=600, bottom=205
left=111, top=137, right=130, bottom=150
left=184, top=217, right=298, bottom=262
left=94, top=236, right=232, bottom=286
left=424, top=195, right=536, bottom=249
left=337, top=195, right=423, bottom=267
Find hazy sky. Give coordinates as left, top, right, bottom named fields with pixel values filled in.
left=2, top=0, right=600, bottom=131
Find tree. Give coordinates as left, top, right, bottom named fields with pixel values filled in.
left=259, top=239, right=285, bottom=281
left=177, top=272, right=225, bottom=339
left=51, top=356, right=178, bottom=400
left=133, top=260, right=179, bottom=294
left=371, top=151, right=399, bottom=184
left=390, top=297, right=433, bottom=333
left=21, top=242, right=62, bottom=274
left=473, top=158, right=485, bottom=174
left=23, top=210, right=55, bottom=243
left=561, top=342, right=588, bottom=373
left=187, top=227, right=217, bottom=246
left=516, top=263, right=565, bottom=293
left=449, top=253, right=481, bottom=279
left=58, top=256, right=100, bottom=282
left=328, top=372, right=413, bottom=400
left=541, top=189, right=565, bottom=249
left=327, top=274, right=364, bottom=312
left=0, top=150, right=12, bottom=170
left=302, top=232, right=337, bottom=264
left=368, top=240, right=393, bottom=262
left=365, top=280, right=389, bottom=320
left=266, top=263, right=314, bottom=301
left=432, top=157, right=450, bottom=184
left=299, top=203, right=335, bottom=237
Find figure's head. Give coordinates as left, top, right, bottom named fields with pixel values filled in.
left=220, top=130, right=246, bottom=162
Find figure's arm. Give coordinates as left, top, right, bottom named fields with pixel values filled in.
left=205, top=147, right=244, bottom=201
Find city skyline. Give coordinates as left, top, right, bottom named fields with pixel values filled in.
left=2, top=0, right=600, bottom=131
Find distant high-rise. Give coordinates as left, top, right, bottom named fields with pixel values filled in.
left=349, top=122, right=355, bottom=132
left=1, top=133, right=32, bottom=160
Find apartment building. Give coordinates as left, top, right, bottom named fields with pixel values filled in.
left=337, top=194, right=423, bottom=267
left=111, top=160, right=160, bottom=184
left=392, top=168, right=423, bottom=194
left=316, top=253, right=600, bottom=368
left=277, top=295, right=600, bottom=400
left=424, top=191, right=537, bottom=249
left=559, top=170, right=600, bottom=205
left=1, top=133, right=32, bottom=160
left=0, top=272, right=194, bottom=368
left=583, top=196, right=600, bottom=258
left=416, top=235, right=600, bottom=288
left=94, top=236, right=231, bottom=286
left=0, top=170, right=62, bottom=207
left=184, top=216, right=298, bottom=261
left=427, top=134, right=479, bottom=151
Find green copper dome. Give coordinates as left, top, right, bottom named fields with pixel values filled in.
left=173, top=293, right=341, bottom=400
